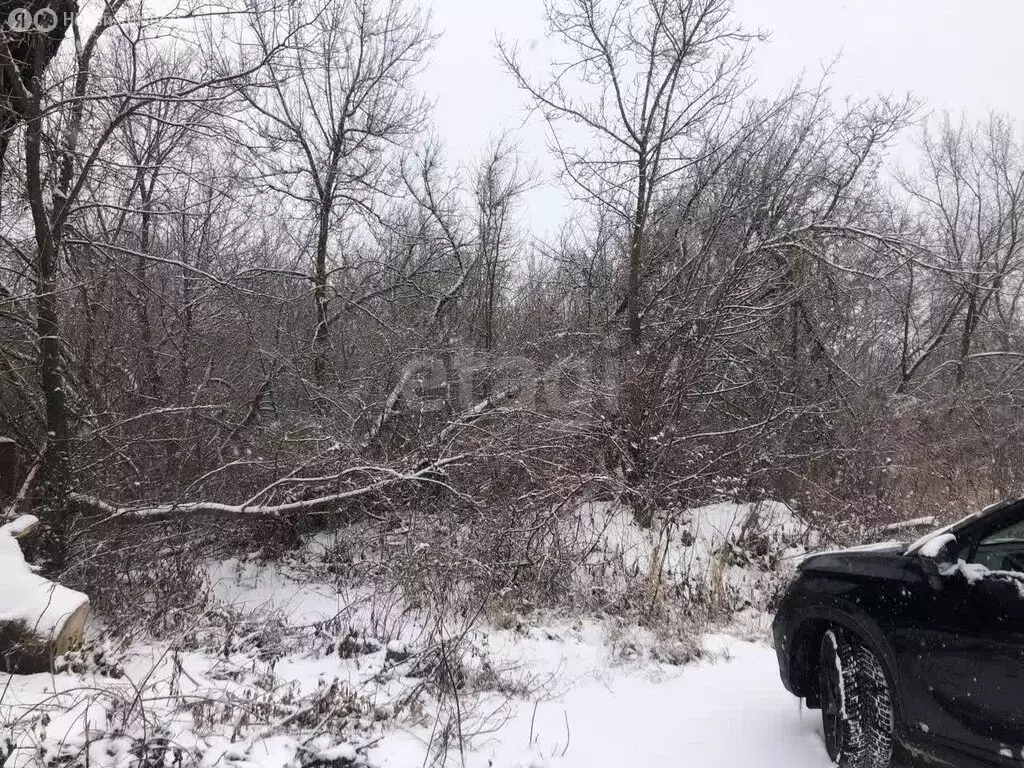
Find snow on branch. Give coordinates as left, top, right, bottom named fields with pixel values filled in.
left=70, top=454, right=470, bottom=524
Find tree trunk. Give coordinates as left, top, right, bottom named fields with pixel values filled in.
left=0, top=437, right=16, bottom=499
left=626, top=156, right=649, bottom=351
left=956, top=290, right=980, bottom=387
left=313, top=207, right=331, bottom=387
left=136, top=178, right=163, bottom=398
left=25, top=91, right=72, bottom=564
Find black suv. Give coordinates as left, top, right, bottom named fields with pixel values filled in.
left=773, top=498, right=1024, bottom=768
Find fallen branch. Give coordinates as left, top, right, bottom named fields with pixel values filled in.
left=875, top=515, right=937, bottom=534
left=356, top=365, right=417, bottom=453
left=2, top=442, right=41, bottom=523
left=70, top=454, right=469, bottom=524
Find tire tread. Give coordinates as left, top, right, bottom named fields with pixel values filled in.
left=821, top=628, right=894, bottom=768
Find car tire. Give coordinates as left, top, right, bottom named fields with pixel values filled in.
left=818, top=628, right=894, bottom=768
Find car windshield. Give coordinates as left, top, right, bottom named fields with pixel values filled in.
left=980, top=520, right=1024, bottom=544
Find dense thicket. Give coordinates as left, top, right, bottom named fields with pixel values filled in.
left=2, top=0, right=1023, bottom=593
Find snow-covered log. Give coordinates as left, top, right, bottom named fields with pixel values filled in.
left=0, top=515, right=89, bottom=673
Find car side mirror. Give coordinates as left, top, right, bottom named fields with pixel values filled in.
left=915, top=532, right=958, bottom=564
left=915, top=556, right=948, bottom=587
left=913, top=533, right=960, bottom=586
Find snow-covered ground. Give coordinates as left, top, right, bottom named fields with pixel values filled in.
left=2, top=615, right=831, bottom=768
left=1, top=501, right=831, bottom=768
left=370, top=632, right=831, bottom=768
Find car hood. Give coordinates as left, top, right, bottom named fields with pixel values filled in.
left=799, top=541, right=909, bottom=574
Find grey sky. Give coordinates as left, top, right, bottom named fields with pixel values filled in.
left=420, top=0, right=1024, bottom=236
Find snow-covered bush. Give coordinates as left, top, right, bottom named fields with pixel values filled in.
left=568, top=499, right=814, bottom=627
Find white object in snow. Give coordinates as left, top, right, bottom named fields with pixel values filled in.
left=1, top=514, right=39, bottom=539
left=0, top=514, right=90, bottom=672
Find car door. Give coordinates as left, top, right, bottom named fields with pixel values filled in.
left=949, top=518, right=1024, bottom=757
left=892, top=550, right=981, bottom=754
left=895, top=509, right=1024, bottom=763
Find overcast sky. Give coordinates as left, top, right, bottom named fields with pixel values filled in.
left=418, top=0, right=1024, bottom=236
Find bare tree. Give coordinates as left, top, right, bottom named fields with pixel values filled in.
left=500, top=0, right=756, bottom=349
left=900, top=114, right=1024, bottom=389
left=469, top=135, right=533, bottom=352
left=240, top=0, right=434, bottom=388
left=0, top=1, right=277, bottom=561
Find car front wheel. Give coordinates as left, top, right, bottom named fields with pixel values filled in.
left=818, top=628, right=894, bottom=768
